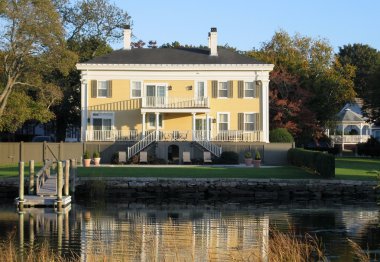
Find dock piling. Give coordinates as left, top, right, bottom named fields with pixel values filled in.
left=57, top=161, right=63, bottom=211
left=29, top=160, right=34, bottom=195
left=64, top=160, right=70, bottom=196
left=19, top=161, right=24, bottom=210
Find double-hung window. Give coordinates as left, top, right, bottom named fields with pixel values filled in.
left=131, top=81, right=142, bottom=98
left=244, top=82, right=255, bottom=98
left=91, top=80, right=112, bottom=98
left=218, top=82, right=228, bottom=98
left=218, top=113, right=229, bottom=132
left=244, top=113, right=255, bottom=131
left=97, top=81, right=109, bottom=97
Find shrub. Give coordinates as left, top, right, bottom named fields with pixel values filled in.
left=83, top=150, right=90, bottom=159
left=254, top=149, right=261, bottom=160
left=270, top=128, right=294, bottom=142
left=244, top=151, right=252, bottom=158
left=357, top=136, right=380, bottom=157
left=217, top=151, right=239, bottom=164
left=288, top=148, right=335, bottom=178
left=93, top=151, right=100, bottom=158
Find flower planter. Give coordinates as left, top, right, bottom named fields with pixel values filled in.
left=253, top=159, right=261, bottom=168
left=244, top=158, right=253, bottom=166
left=94, top=157, right=101, bottom=166
left=83, top=158, right=91, bottom=167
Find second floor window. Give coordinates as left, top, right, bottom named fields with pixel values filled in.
left=131, top=81, right=142, bottom=98
left=91, top=80, right=112, bottom=98
left=218, top=82, right=228, bottom=98
left=97, top=81, right=109, bottom=97
left=244, top=82, right=255, bottom=98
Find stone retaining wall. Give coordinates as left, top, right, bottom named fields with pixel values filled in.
left=75, top=178, right=380, bottom=201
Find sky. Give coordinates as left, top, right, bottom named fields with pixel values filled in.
left=113, top=0, right=380, bottom=52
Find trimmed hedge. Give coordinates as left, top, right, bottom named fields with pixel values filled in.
left=357, top=136, right=380, bottom=157
left=269, top=128, right=294, bottom=142
left=287, top=148, right=335, bottom=178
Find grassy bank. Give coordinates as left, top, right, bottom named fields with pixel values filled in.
left=0, top=158, right=378, bottom=180
left=77, top=165, right=314, bottom=179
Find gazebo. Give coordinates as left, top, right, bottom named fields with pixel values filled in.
left=329, top=100, right=371, bottom=150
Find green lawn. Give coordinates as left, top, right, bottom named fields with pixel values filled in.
left=0, top=158, right=379, bottom=181
left=335, top=157, right=380, bottom=180
left=77, top=166, right=314, bottom=179
left=0, top=163, right=42, bottom=179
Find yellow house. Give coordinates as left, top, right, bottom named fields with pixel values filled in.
left=76, top=27, right=273, bottom=160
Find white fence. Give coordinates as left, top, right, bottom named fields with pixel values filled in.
left=142, top=96, right=209, bottom=108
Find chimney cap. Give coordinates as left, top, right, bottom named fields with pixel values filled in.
left=211, top=27, right=217, bottom=32
left=123, top=24, right=131, bottom=29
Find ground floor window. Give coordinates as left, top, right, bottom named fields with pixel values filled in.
left=218, top=113, right=229, bottom=131
left=244, top=113, right=255, bottom=131
left=148, top=113, right=163, bottom=128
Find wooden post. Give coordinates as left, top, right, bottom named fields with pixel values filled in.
left=43, top=141, right=47, bottom=161
left=57, top=212, right=63, bottom=256
left=19, top=212, right=24, bottom=261
left=29, top=160, right=34, bottom=195
left=64, top=160, right=70, bottom=196
left=45, top=159, right=50, bottom=178
left=59, top=141, right=64, bottom=161
left=57, top=161, right=63, bottom=211
left=19, top=141, right=24, bottom=162
left=19, top=161, right=24, bottom=209
left=70, top=159, right=76, bottom=193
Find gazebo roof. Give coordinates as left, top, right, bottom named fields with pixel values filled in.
left=337, top=108, right=365, bottom=123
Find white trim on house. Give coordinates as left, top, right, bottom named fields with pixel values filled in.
left=146, top=112, right=163, bottom=129
left=90, top=112, right=115, bottom=129
left=76, top=63, right=274, bottom=71
left=141, top=108, right=210, bottom=113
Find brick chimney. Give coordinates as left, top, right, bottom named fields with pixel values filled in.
left=123, top=25, right=131, bottom=50
left=209, top=27, right=218, bottom=56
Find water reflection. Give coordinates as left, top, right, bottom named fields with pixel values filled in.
left=0, top=202, right=379, bottom=261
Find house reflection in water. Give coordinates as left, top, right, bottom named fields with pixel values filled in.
left=79, top=207, right=270, bottom=261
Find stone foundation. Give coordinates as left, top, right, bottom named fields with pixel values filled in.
left=75, top=178, right=379, bottom=201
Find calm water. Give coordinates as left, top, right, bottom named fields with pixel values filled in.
left=0, top=200, right=379, bottom=261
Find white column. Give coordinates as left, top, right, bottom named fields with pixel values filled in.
left=142, top=113, right=146, bottom=138
left=260, top=79, right=270, bottom=143
left=342, top=124, right=345, bottom=151
left=81, top=78, right=88, bottom=142
left=192, top=113, right=196, bottom=140
left=155, top=112, right=160, bottom=140
left=359, top=123, right=363, bottom=143
left=206, top=113, right=210, bottom=140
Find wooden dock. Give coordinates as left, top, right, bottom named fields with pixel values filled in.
left=16, top=160, right=74, bottom=210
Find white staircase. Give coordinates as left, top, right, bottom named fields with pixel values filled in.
left=193, top=132, right=222, bottom=157
left=127, top=131, right=157, bottom=159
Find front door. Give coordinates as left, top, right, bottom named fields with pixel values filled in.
left=195, top=118, right=211, bottom=140
left=92, top=113, right=113, bottom=140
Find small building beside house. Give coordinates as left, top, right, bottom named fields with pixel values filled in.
left=76, top=27, right=274, bottom=162
left=329, top=98, right=380, bottom=150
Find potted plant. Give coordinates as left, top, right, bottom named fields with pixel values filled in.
left=253, top=149, right=261, bottom=168
left=244, top=151, right=253, bottom=166
left=93, top=151, right=101, bottom=166
left=83, top=151, right=91, bottom=167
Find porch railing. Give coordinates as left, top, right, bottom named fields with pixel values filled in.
left=142, top=96, right=209, bottom=108
left=85, top=129, right=263, bottom=142
left=86, top=130, right=138, bottom=141
left=211, top=130, right=262, bottom=142
left=330, top=135, right=370, bottom=144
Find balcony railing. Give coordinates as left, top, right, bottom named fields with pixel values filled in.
left=330, top=135, right=370, bottom=144
left=141, top=96, right=209, bottom=108
left=86, top=130, right=138, bottom=141
left=85, top=129, right=263, bottom=142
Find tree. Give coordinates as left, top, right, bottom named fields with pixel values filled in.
left=51, top=0, right=129, bottom=140
left=338, top=44, right=379, bottom=96
left=0, top=0, right=77, bottom=132
left=248, top=30, right=356, bottom=139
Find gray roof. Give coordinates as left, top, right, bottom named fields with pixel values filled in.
left=84, top=47, right=265, bottom=65
left=337, top=109, right=365, bottom=122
